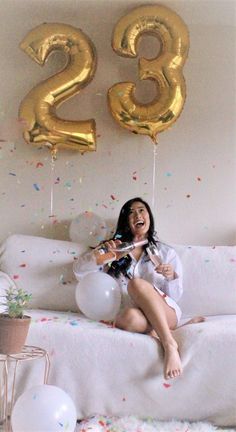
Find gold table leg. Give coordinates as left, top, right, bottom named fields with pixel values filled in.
left=0, top=346, right=50, bottom=432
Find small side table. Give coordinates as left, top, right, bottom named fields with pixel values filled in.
left=0, top=345, right=50, bottom=432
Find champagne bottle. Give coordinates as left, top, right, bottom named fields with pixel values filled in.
left=96, top=238, right=148, bottom=265
left=109, top=238, right=148, bottom=252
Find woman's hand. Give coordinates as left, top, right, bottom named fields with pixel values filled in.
left=104, top=239, right=126, bottom=261
left=94, top=239, right=126, bottom=266
left=155, top=263, right=175, bottom=281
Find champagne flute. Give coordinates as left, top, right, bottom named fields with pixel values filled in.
left=146, top=242, right=162, bottom=268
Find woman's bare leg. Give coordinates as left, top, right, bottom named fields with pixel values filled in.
left=127, top=278, right=182, bottom=380
left=115, top=307, right=151, bottom=333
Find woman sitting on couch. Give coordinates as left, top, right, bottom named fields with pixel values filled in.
left=74, top=197, right=203, bottom=380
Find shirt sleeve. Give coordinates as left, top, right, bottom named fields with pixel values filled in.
left=163, top=247, right=183, bottom=302
left=73, top=249, right=102, bottom=280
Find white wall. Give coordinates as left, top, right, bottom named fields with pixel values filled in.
left=0, top=0, right=235, bottom=245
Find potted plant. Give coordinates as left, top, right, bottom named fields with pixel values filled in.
left=0, top=286, right=32, bottom=355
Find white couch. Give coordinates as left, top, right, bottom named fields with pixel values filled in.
left=0, top=234, right=235, bottom=427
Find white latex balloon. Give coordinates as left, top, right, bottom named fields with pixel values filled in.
left=11, top=385, right=77, bottom=432
left=76, top=272, right=121, bottom=321
left=69, top=212, right=108, bottom=248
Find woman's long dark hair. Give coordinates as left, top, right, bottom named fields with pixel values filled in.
left=108, top=197, right=158, bottom=278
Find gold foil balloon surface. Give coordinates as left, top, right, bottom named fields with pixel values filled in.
left=108, top=5, right=189, bottom=143
left=19, top=23, right=97, bottom=158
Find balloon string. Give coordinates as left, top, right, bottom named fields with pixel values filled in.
left=152, top=138, right=158, bottom=216
left=50, top=153, right=55, bottom=223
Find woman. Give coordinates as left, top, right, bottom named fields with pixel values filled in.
left=74, top=197, right=186, bottom=380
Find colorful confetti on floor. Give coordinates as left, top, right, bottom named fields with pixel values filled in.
left=76, top=415, right=235, bottom=432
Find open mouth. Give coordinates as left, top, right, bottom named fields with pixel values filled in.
left=135, top=221, right=145, bottom=228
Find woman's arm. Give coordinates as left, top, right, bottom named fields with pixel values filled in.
left=73, top=242, right=119, bottom=280
left=163, top=248, right=183, bottom=302
left=73, top=249, right=102, bottom=280
left=154, top=246, right=183, bottom=302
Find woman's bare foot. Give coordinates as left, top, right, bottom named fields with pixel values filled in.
left=163, top=341, right=182, bottom=380
left=180, top=316, right=205, bottom=327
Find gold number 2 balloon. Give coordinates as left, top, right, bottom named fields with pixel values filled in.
left=19, top=23, right=97, bottom=158
left=108, top=5, right=190, bottom=143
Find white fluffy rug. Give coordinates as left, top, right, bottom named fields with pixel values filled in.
left=76, top=415, right=236, bottom=432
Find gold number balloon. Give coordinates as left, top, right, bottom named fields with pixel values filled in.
left=108, top=5, right=189, bottom=143
left=19, top=23, right=97, bottom=158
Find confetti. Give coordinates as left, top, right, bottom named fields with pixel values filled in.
left=64, top=181, right=72, bottom=189
left=69, top=320, right=79, bottom=326
left=110, top=194, right=116, bottom=200
left=36, top=162, right=44, bottom=168
left=19, top=263, right=26, bottom=267
left=197, top=177, right=202, bottom=181
left=163, top=383, right=171, bottom=388
left=33, top=183, right=40, bottom=191
left=186, top=194, right=191, bottom=198
left=9, top=172, right=16, bottom=176
left=13, top=275, right=19, bottom=280
left=132, top=170, right=137, bottom=180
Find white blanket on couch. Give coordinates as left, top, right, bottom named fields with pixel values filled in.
left=14, top=309, right=236, bottom=427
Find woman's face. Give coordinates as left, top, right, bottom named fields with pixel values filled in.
left=128, top=201, right=150, bottom=239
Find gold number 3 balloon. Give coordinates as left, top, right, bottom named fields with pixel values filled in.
left=19, top=23, right=97, bottom=158
left=108, top=5, right=190, bottom=143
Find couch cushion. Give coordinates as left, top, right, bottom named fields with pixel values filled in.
left=174, top=244, right=236, bottom=317
left=0, top=235, right=235, bottom=317
left=0, top=234, right=86, bottom=312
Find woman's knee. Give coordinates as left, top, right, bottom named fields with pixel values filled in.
left=128, top=278, right=145, bottom=294
left=128, top=278, right=150, bottom=299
